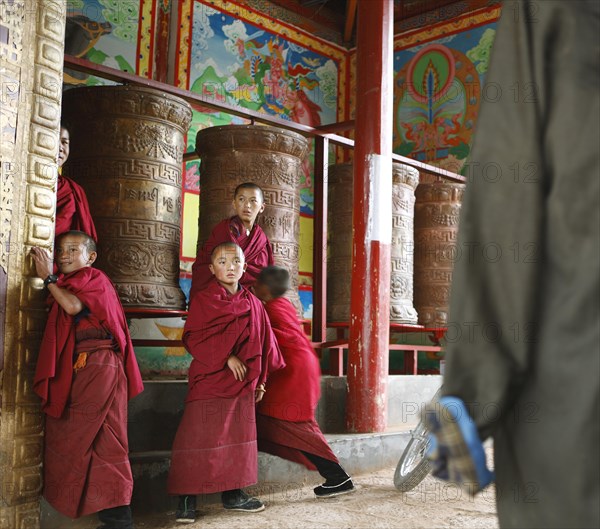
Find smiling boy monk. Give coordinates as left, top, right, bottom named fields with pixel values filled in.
left=189, top=182, right=273, bottom=301
left=31, top=230, right=143, bottom=529
left=168, top=242, right=285, bottom=524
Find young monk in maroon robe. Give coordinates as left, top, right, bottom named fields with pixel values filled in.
left=188, top=182, right=273, bottom=302
left=31, top=231, right=143, bottom=529
left=168, top=242, right=285, bottom=524
left=56, top=124, right=97, bottom=240
left=254, top=266, right=355, bottom=498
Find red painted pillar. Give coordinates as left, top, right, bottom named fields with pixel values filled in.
left=347, top=0, right=393, bottom=432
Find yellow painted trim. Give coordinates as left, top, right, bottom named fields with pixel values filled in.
left=138, top=0, right=155, bottom=77
left=177, top=0, right=193, bottom=88
left=395, top=6, right=502, bottom=49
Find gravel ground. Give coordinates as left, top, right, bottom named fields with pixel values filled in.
left=133, top=465, right=499, bottom=529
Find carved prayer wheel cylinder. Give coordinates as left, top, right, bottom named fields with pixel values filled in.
left=390, top=164, right=419, bottom=323
left=327, top=162, right=419, bottom=323
left=327, top=163, right=353, bottom=322
left=414, top=181, right=465, bottom=326
left=195, top=125, right=309, bottom=315
left=61, top=86, right=192, bottom=310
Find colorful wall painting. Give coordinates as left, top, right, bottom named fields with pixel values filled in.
left=392, top=6, right=501, bottom=173
left=63, top=0, right=155, bottom=86
left=175, top=0, right=348, bottom=325
left=183, top=1, right=342, bottom=126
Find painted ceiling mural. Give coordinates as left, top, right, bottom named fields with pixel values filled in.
left=393, top=6, right=500, bottom=174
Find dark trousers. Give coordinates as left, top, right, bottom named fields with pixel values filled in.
left=301, top=451, right=349, bottom=482
left=97, top=505, right=133, bottom=529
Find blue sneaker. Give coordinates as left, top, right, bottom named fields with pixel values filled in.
left=423, top=396, right=495, bottom=494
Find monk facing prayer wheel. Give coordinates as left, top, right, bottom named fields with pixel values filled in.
left=61, top=86, right=192, bottom=310
left=414, top=181, right=465, bottom=326
left=327, top=162, right=419, bottom=323
left=194, top=125, right=309, bottom=315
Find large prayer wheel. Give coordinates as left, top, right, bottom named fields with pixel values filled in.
left=327, top=163, right=353, bottom=322
left=414, top=181, right=465, bottom=326
left=327, top=162, right=419, bottom=323
left=390, top=164, right=419, bottom=323
left=195, top=125, right=309, bottom=315
left=61, top=86, right=192, bottom=310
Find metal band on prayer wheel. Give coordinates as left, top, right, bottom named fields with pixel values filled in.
left=414, top=181, right=465, bottom=326
left=195, top=125, right=309, bottom=315
left=61, top=86, right=192, bottom=310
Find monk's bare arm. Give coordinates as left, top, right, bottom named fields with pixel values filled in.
left=30, top=246, right=84, bottom=315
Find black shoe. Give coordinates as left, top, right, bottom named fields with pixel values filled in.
left=222, top=489, right=265, bottom=512
left=97, top=505, right=134, bottom=529
left=314, top=477, right=355, bottom=498
left=175, top=495, right=197, bottom=524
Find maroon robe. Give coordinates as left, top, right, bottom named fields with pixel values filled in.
left=167, top=279, right=285, bottom=495
left=56, top=174, right=97, bottom=241
left=189, top=216, right=274, bottom=301
left=256, top=297, right=338, bottom=470
left=33, top=267, right=143, bottom=518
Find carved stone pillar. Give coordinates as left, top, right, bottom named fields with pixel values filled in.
left=327, top=162, right=419, bottom=324
left=414, top=181, right=465, bottom=326
left=0, top=2, right=67, bottom=527
left=390, top=164, right=419, bottom=324
left=61, top=86, right=192, bottom=310
left=195, top=125, right=309, bottom=315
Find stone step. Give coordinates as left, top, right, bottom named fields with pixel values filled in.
left=126, top=376, right=441, bottom=452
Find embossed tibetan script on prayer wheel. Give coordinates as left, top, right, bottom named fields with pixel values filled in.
left=390, top=163, right=419, bottom=324
left=414, top=181, right=465, bottom=326
left=61, top=86, right=192, bottom=310
left=327, top=162, right=419, bottom=323
left=195, top=125, right=309, bottom=315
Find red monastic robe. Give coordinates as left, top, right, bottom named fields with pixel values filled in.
left=256, top=297, right=339, bottom=470
left=56, top=174, right=97, bottom=241
left=33, top=267, right=143, bottom=518
left=189, top=216, right=274, bottom=301
left=167, top=280, right=285, bottom=495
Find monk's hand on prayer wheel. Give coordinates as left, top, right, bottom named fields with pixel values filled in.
left=227, top=354, right=247, bottom=381
left=30, top=247, right=53, bottom=280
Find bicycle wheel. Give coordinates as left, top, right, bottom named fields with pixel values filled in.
left=393, top=419, right=432, bottom=492
left=393, top=387, right=441, bottom=492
